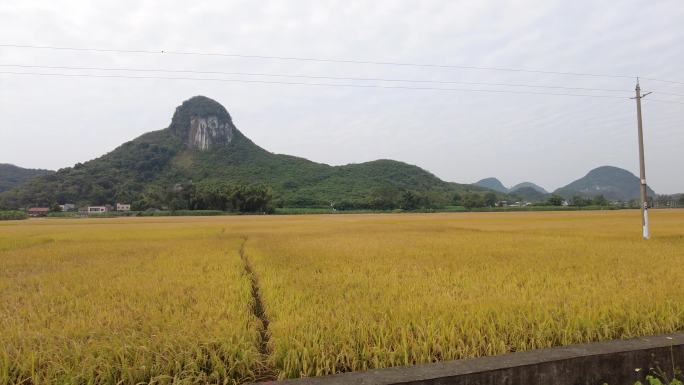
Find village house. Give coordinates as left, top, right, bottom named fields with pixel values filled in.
left=87, top=205, right=111, bottom=214
left=59, top=203, right=76, bottom=212
left=27, top=207, right=50, bottom=217
left=116, top=203, right=131, bottom=212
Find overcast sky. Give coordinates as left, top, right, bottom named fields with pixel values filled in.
left=1, top=0, right=682, bottom=193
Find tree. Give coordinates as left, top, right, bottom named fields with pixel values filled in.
left=451, top=193, right=462, bottom=206
left=592, top=195, right=608, bottom=206
left=399, top=190, right=419, bottom=210
left=656, top=194, right=672, bottom=208
left=234, top=185, right=274, bottom=213
left=483, top=192, right=497, bottom=207
left=422, top=191, right=446, bottom=209
left=366, top=186, right=400, bottom=210
left=129, top=182, right=274, bottom=213
left=679, top=195, right=684, bottom=206
left=462, top=193, right=484, bottom=209
left=571, top=195, right=589, bottom=207
left=547, top=194, right=564, bottom=206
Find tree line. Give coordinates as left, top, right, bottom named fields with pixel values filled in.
left=0, top=182, right=275, bottom=214
left=333, top=188, right=503, bottom=211
left=133, top=182, right=274, bottom=213
left=653, top=194, right=684, bottom=208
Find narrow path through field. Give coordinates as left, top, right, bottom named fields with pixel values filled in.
left=239, top=238, right=275, bottom=381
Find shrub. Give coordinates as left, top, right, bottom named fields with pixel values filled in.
left=0, top=210, right=28, bottom=220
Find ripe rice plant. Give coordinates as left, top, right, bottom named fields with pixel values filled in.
left=244, top=211, right=684, bottom=379
left=1, top=211, right=683, bottom=383
left=0, top=218, right=264, bottom=384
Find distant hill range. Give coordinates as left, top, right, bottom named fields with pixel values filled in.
left=475, top=166, right=657, bottom=203
left=509, top=186, right=549, bottom=202
left=510, top=182, right=548, bottom=195
left=474, top=178, right=549, bottom=197
left=474, top=178, right=509, bottom=193
left=0, top=96, right=663, bottom=209
left=554, top=166, right=656, bottom=201
left=0, top=164, right=53, bottom=193
left=0, top=96, right=485, bottom=209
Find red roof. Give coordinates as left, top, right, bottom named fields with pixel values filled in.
left=28, top=207, right=50, bottom=212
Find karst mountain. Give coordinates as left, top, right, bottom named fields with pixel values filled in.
left=0, top=96, right=480, bottom=208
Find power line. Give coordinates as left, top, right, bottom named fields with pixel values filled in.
left=646, top=98, right=684, bottom=105
left=645, top=90, right=684, bottom=98
left=2, top=43, right=682, bottom=84
left=0, top=70, right=634, bottom=99
left=0, top=63, right=632, bottom=93
left=640, top=77, right=684, bottom=86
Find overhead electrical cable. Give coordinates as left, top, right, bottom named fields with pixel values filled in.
left=646, top=98, right=684, bottom=105
left=0, top=70, right=634, bottom=99
left=0, top=63, right=633, bottom=93
left=1, top=43, right=682, bottom=85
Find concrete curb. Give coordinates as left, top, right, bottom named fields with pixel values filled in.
left=258, top=332, right=684, bottom=385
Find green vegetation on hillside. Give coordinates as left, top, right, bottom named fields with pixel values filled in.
left=0, top=96, right=487, bottom=211
left=474, top=177, right=508, bottom=193
left=1, top=97, right=647, bottom=212
left=510, top=181, right=548, bottom=194
left=135, top=182, right=274, bottom=213
left=0, top=136, right=179, bottom=208
left=509, top=186, right=549, bottom=202
left=555, top=166, right=656, bottom=201
left=0, top=164, right=53, bottom=193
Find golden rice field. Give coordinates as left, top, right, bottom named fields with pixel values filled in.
left=1, top=210, right=683, bottom=384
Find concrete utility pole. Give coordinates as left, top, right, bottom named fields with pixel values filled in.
left=633, top=78, right=652, bottom=239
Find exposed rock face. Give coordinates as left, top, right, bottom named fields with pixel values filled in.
left=168, top=95, right=236, bottom=150
left=189, top=115, right=234, bottom=150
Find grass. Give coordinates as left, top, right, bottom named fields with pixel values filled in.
left=1, top=210, right=683, bottom=383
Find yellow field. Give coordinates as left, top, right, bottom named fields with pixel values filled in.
left=1, top=210, right=683, bottom=384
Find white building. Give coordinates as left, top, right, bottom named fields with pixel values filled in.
left=59, top=203, right=76, bottom=212
left=87, top=206, right=109, bottom=214
left=116, top=203, right=131, bottom=211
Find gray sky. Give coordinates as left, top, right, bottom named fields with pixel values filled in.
left=1, top=0, right=683, bottom=193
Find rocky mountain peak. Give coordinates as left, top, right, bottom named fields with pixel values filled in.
left=168, top=96, right=236, bottom=150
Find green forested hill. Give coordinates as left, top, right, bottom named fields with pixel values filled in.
left=474, top=177, right=508, bottom=193
left=509, top=182, right=548, bottom=194
left=0, top=164, right=54, bottom=193
left=0, top=96, right=482, bottom=209
left=508, top=186, right=549, bottom=203
left=554, top=166, right=656, bottom=201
